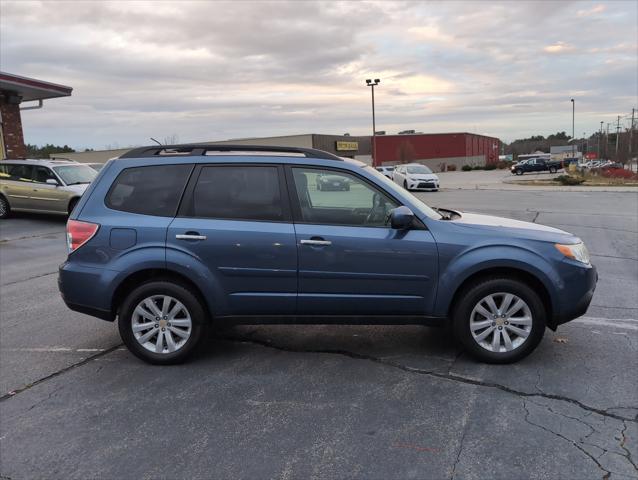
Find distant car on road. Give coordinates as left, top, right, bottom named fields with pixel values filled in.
left=375, top=166, right=395, bottom=179
left=316, top=173, right=350, bottom=191
left=511, top=157, right=562, bottom=175
left=393, top=163, right=440, bottom=191
left=0, top=159, right=97, bottom=218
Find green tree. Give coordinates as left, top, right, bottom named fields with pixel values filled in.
left=26, top=143, right=76, bottom=158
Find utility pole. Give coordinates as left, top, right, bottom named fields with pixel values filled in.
left=571, top=99, right=575, bottom=160
left=598, top=121, right=603, bottom=159
left=366, top=79, right=380, bottom=165
left=615, top=115, right=621, bottom=158
left=630, top=108, right=635, bottom=160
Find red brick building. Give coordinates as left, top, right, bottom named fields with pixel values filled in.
left=0, top=72, right=72, bottom=159
left=373, top=132, right=501, bottom=171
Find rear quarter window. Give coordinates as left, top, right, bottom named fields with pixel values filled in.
left=106, top=164, right=192, bottom=216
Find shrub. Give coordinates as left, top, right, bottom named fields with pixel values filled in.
left=462, top=165, right=472, bottom=171
left=447, top=164, right=457, bottom=171
left=601, top=168, right=637, bottom=179
left=496, top=160, right=511, bottom=169
left=485, top=164, right=497, bottom=170
left=472, top=165, right=484, bottom=170
left=553, top=175, right=585, bottom=186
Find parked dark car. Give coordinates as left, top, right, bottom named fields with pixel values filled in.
left=317, top=173, right=350, bottom=191
left=511, top=157, right=562, bottom=175
left=59, top=144, right=597, bottom=365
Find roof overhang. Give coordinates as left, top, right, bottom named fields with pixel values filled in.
left=0, top=71, right=72, bottom=102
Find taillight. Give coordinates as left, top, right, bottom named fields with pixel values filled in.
left=66, top=219, right=99, bottom=253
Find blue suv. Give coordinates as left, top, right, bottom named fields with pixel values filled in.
left=59, top=145, right=597, bottom=364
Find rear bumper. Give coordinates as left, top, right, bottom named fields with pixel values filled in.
left=550, top=263, right=597, bottom=328
left=58, top=261, right=116, bottom=322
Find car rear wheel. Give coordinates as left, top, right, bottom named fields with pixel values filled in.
left=453, top=277, right=546, bottom=363
left=118, top=281, right=206, bottom=364
left=549, top=167, right=557, bottom=174
left=0, top=195, right=10, bottom=219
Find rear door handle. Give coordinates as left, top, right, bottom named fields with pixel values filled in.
left=300, top=239, right=332, bottom=246
left=176, top=233, right=207, bottom=241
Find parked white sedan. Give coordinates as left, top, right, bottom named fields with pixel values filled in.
left=393, top=163, right=440, bottom=191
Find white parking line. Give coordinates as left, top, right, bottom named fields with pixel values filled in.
left=575, top=317, right=638, bottom=331
left=4, top=347, right=106, bottom=353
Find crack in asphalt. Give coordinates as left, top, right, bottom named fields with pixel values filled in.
left=1, top=271, right=58, bottom=287
left=0, top=344, right=122, bottom=402
left=217, top=335, right=638, bottom=423
left=531, top=211, right=540, bottom=223
left=620, top=421, right=638, bottom=473
left=522, top=400, right=613, bottom=480
left=449, top=424, right=468, bottom=480
left=0, top=231, right=64, bottom=244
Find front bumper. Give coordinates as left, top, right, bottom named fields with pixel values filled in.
left=550, top=262, right=598, bottom=329
left=409, top=181, right=439, bottom=190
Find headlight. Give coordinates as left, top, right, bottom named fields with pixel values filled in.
left=555, top=242, right=590, bottom=264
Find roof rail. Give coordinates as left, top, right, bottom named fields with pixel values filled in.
left=119, top=144, right=343, bottom=161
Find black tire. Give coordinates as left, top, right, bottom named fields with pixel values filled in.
left=549, top=167, right=557, bottom=174
left=118, top=280, right=207, bottom=365
left=0, top=195, right=10, bottom=219
left=452, top=277, right=546, bottom=364
left=68, top=198, right=79, bottom=216
left=515, top=169, right=524, bottom=176
left=403, top=180, right=410, bottom=191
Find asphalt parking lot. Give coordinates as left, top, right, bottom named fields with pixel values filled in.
left=1, top=184, right=637, bottom=479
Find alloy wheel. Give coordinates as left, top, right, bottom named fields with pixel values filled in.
left=469, top=292, right=532, bottom=353
left=131, top=295, right=192, bottom=354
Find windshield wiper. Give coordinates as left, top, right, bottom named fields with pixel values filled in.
left=66, top=181, right=91, bottom=185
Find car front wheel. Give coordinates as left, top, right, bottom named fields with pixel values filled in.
left=453, top=277, right=546, bottom=363
left=549, top=167, right=557, bottom=174
left=0, top=195, right=10, bottom=219
left=515, top=169, right=524, bottom=175
left=118, top=280, right=206, bottom=364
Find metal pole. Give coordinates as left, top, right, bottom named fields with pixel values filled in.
left=615, top=115, right=621, bottom=158
left=599, top=121, right=603, bottom=159
left=571, top=99, right=575, bottom=160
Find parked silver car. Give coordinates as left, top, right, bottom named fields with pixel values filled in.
left=0, top=159, right=97, bottom=218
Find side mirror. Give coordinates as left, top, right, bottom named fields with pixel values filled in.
left=46, top=179, right=59, bottom=186
left=390, top=206, right=414, bottom=229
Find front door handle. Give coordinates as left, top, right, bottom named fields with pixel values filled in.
left=176, top=233, right=207, bottom=241
left=300, top=239, right=332, bottom=246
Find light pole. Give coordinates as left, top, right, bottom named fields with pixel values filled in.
left=366, top=78, right=380, bottom=164
left=599, top=121, right=603, bottom=159
left=571, top=99, right=575, bottom=160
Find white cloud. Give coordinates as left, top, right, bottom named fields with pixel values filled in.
left=1, top=0, right=636, bottom=147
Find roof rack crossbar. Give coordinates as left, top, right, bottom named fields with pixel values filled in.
left=119, top=144, right=343, bottom=161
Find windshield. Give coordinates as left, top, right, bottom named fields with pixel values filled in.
left=364, top=166, right=443, bottom=220
left=406, top=165, right=433, bottom=174
left=53, top=165, right=97, bottom=185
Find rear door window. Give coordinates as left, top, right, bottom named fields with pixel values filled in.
left=7, top=164, right=34, bottom=182
left=106, top=164, right=193, bottom=216
left=183, top=165, right=286, bottom=221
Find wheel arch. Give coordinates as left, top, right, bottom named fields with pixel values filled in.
left=111, top=268, right=213, bottom=323
left=446, top=266, right=554, bottom=330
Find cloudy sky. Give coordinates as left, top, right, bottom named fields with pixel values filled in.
left=1, top=0, right=636, bottom=150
